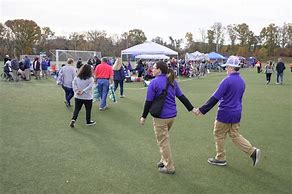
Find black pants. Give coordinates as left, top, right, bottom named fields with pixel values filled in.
left=114, top=80, right=124, bottom=96
left=266, top=73, right=272, bottom=83
left=257, top=67, right=261, bottom=73
left=72, top=98, right=93, bottom=123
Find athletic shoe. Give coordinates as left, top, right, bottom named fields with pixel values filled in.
left=207, top=158, right=227, bottom=166
left=120, top=95, right=125, bottom=98
left=158, top=167, right=175, bottom=174
left=157, top=160, right=164, bottom=168
left=99, top=106, right=108, bottom=111
left=70, top=120, right=75, bottom=128
left=86, top=121, right=96, bottom=126
left=251, top=148, right=261, bottom=166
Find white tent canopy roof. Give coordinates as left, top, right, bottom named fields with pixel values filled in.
left=185, top=51, right=209, bottom=61
left=135, top=54, right=170, bottom=60
left=121, top=41, right=178, bottom=55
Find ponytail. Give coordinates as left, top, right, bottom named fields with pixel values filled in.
left=167, top=68, right=175, bottom=85
left=155, top=60, right=176, bottom=84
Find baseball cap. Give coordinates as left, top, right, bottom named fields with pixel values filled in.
left=222, top=56, right=240, bottom=67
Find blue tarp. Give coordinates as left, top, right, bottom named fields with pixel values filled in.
left=208, top=52, right=225, bottom=60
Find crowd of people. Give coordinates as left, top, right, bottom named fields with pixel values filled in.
left=2, top=53, right=290, bottom=175
left=255, top=58, right=287, bottom=84
left=2, top=55, right=51, bottom=81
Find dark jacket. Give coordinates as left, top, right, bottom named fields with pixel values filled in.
left=11, top=59, right=19, bottom=70
left=113, top=67, right=125, bottom=81
left=276, top=62, right=286, bottom=73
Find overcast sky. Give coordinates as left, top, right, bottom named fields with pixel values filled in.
left=1, top=0, right=291, bottom=42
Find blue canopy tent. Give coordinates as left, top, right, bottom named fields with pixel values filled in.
left=208, top=52, right=225, bottom=60
left=247, top=57, right=257, bottom=66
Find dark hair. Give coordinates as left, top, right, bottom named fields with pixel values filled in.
left=234, top=67, right=240, bottom=71
left=101, top=57, right=108, bottom=63
left=77, top=64, right=92, bottom=80
left=155, top=61, right=175, bottom=84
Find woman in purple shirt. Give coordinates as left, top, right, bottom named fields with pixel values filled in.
left=195, top=56, right=261, bottom=167
left=140, top=61, right=196, bottom=174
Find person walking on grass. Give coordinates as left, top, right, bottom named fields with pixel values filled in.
left=275, top=58, right=286, bottom=85
left=94, top=57, right=113, bottom=111
left=264, top=61, right=274, bottom=84
left=58, top=58, right=76, bottom=107
left=113, top=57, right=126, bottom=98
left=140, top=61, right=196, bottom=174
left=70, top=64, right=95, bottom=128
left=194, top=56, right=261, bottom=167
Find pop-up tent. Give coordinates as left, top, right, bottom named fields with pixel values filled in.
left=121, top=41, right=178, bottom=57
left=185, top=51, right=209, bottom=61
left=208, top=52, right=225, bottom=60
left=135, top=54, right=170, bottom=60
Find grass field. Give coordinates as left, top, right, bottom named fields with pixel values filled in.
left=0, top=69, right=291, bottom=194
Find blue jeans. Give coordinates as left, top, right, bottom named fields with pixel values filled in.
left=276, top=72, right=284, bottom=84
left=62, top=85, right=74, bottom=105
left=97, top=79, right=109, bottom=108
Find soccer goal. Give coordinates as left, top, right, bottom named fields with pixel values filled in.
left=55, top=49, right=102, bottom=68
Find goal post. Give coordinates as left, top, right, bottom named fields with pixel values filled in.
left=55, top=49, right=102, bottom=68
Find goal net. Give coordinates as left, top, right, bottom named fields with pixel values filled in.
left=55, top=49, right=102, bottom=68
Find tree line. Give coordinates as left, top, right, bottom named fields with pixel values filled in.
left=0, top=19, right=291, bottom=60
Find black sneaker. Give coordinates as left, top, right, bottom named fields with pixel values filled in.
left=70, top=120, right=75, bottom=128
left=157, top=160, right=164, bottom=168
left=251, top=148, right=261, bottom=166
left=86, top=121, right=96, bottom=126
left=207, top=158, right=227, bottom=166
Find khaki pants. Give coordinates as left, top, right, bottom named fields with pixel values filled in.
left=24, top=69, right=31, bottom=80
left=12, top=69, right=19, bottom=81
left=42, top=70, right=48, bottom=79
left=153, top=117, right=175, bottom=171
left=213, top=120, right=255, bottom=160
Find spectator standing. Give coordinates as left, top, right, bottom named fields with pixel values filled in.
left=94, top=57, right=113, bottom=111
left=76, top=58, right=83, bottom=70
left=70, top=64, right=95, bottom=127
left=33, top=57, right=41, bottom=80
left=23, top=56, right=31, bottom=81
left=41, top=57, right=49, bottom=79
left=113, top=57, right=125, bottom=98
left=11, top=57, right=19, bottom=82
left=255, top=61, right=262, bottom=73
left=275, top=58, right=286, bottom=84
left=135, top=59, right=144, bottom=77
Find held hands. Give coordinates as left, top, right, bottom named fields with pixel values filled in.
left=192, top=108, right=202, bottom=116
left=76, top=90, right=83, bottom=96
left=140, top=117, right=146, bottom=125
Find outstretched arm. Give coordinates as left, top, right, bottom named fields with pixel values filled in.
left=177, top=95, right=194, bottom=111
left=198, top=96, right=219, bottom=115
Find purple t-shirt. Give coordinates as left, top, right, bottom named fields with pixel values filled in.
left=212, top=72, right=245, bottom=123
left=146, top=74, right=183, bottom=119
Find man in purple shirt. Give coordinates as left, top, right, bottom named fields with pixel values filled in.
left=195, top=56, right=261, bottom=167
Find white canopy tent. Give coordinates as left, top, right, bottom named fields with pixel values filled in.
left=135, top=54, right=170, bottom=60
left=185, top=51, right=209, bottom=61
left=121, top=41, right=178, bottom=57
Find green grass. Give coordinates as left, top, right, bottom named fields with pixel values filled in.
left=0, top=69, right=291, bottom=194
